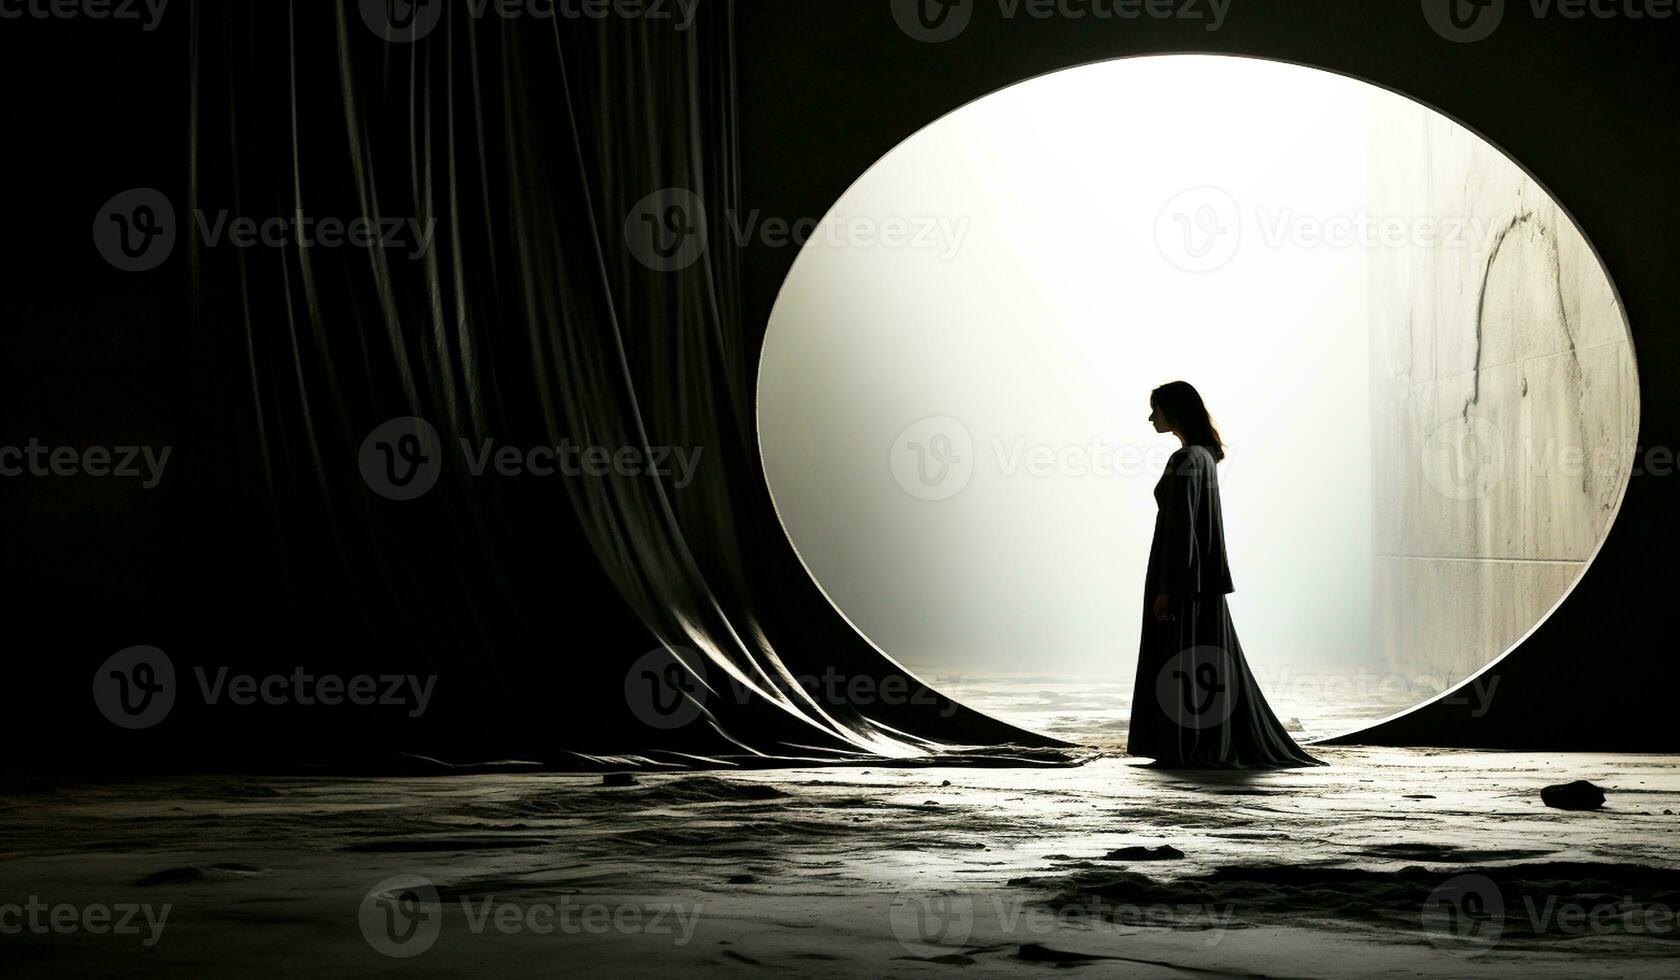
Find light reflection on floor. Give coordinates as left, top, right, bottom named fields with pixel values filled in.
left=924, top=666, right=1455, bottom=752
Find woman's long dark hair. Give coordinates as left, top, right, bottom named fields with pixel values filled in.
left=1151, top=381, right=1225, bottom=462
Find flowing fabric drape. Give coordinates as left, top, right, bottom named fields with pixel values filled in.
left=184, top=0, right=1069, bottom=767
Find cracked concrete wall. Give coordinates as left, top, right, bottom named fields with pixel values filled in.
left=1367, top=94, right=1637, bottom=691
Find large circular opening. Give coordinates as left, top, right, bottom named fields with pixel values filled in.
left=757, top=55, right=1637, bottom=749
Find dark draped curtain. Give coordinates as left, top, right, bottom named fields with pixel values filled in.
left=183, top=0, right=1068, bottom=768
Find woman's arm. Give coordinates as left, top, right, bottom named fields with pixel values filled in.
left=1152, top=449, right=1203, bottom=618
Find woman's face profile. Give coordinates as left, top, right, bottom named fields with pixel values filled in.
left=1148, top=400, right=1172, bottom=434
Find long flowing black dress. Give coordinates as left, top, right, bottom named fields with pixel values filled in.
left=1127, top=445, right=1323, bottom=768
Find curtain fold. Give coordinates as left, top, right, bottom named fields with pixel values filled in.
left=187, top=0, right=1072, bottom=767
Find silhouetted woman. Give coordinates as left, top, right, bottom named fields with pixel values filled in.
left=1127, top=381, right=1322, bottom=768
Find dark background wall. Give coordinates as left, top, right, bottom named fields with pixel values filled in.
left=4, top=13, right=199, bottom=769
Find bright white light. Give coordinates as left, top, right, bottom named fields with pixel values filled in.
left=758, top=56, right=1384, bottom=683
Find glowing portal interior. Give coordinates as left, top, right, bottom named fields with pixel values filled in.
left=756, top=55, right=1636, bottom=733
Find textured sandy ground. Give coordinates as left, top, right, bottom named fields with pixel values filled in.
left=3, top=747, right=1678, bottom=977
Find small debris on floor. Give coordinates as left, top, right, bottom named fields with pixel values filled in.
left=1541, top=779, right=1607, bottom=811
